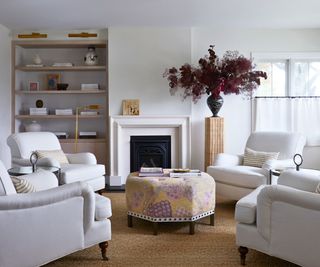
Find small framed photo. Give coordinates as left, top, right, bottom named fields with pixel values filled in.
left=122, top=99, right=140, bottom=115
left=47, top=74, right=60, bottom=90
left=28, top=81, right=39, bottom=91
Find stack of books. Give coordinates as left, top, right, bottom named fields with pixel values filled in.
left=138, top=167, right=164, bottom=177
left=54, top=132, right=69, bottom=139
left=80, top=110, right=98, bottom=116
left=29, top=108, right=48, bottom=115
left=55, top=109, right=73, bottom=115
left=79, top=131, right=97, bottom=139
left=52, top=63, right=74, bottom=67
left=169, top=169, right=201, bottom=178
left=81, top=83, right=100, bottom=91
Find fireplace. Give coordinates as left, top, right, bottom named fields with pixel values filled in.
left=130, top=136, right=171, bottom=172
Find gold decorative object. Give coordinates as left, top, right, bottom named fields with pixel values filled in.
left=68, top=32, right=98, bottom=38
left=122, top=99, right=140, bottom=115
left=18, top=32, right=47, bottom=39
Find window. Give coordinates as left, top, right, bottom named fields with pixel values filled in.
left=252, top=53, right=320, bottom=96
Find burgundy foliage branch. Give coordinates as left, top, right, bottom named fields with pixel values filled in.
left=163, top=45, right=267, bottom=103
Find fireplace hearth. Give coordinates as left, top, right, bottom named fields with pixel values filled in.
left=130, top=136, right=171, bottom=172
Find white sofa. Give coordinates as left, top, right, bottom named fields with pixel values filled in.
left=7, top=132, right=106, bottom=191
left=207, top=131, right=306, bottom=200
left=0, top=160, right=112, bottom=267
left=235, top=169, right=320, bottom=267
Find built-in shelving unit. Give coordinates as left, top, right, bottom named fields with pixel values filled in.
left=12, top=37, right=108, bottom=165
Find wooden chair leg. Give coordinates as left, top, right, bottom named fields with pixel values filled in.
left=99, top=241, right=109, bottom=261
left=238, top=246, right=248, bottom=265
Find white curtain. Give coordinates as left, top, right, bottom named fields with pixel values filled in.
left=254, top=97, right=320, bottom=146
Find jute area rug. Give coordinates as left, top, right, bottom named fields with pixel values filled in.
left=47, top=192, right=297, bottom=267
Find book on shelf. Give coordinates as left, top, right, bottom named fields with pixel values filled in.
left=80, top=111, right=98, bottom=116
left=169, top=169, right=201, bottom=178
left=81, top=83, right=100, bottom=90
left=25, top=64, right=44, bottom=67
left=79, top=131, right=97, bottom=139
left=52, top=63, right=74, bottom=67
left=54, top=132, right=69, bottom=139
left=138, top=167, right=164, bottom=177
left=29, top=107, right=48, bottom=115
left=55, top=109, right=73, bottom=115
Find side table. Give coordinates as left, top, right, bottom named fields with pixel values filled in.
left=8, top=166, right=61, bottom=179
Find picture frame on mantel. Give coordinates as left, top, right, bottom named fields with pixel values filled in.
left=122, top=99, right=140, bottom=115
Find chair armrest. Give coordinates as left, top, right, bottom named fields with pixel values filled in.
left=19, top=170, right=58, bottom=191
left=66, top=153, right=97, bottom=164
left=212, top=153, right=243, bottom=167
left=261, top=159, right=294, bottom=171
left=257, top=185, right=320, bottom=240
left=278, top=169, right=320, bottom=192
left=0, top=181, right=95, bottom=233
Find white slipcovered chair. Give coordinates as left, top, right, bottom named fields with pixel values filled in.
left=0, top=160, right=112, bottom=267
left=7, top=132, right=105, bottom=191
left=207, top=131, right=306, bottom=200
left=235, top=169, right=320, bottom=267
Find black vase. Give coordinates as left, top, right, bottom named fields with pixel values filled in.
left=207, top=94, right=224, bottom=117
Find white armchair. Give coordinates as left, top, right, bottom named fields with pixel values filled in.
left=235, top=169, right=320, bottom=267
left=0, top=160, right=112, bottom=267
left=7, top=132, right=106, bottom=191
left=207, top=131, right=306, bottom=200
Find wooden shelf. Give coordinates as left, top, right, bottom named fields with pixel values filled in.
left=15, top=90, right=106, bottom=95
left=15, top=115, right=104, bottom=119
left=59, top=138, right=106, bottom=143
left=15, top=66, right=106, bottom=71
left=13, top=40, right=107, bottom=49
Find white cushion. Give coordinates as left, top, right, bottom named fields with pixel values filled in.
left=20, top=170, right=58, bottom=191
left=0, top=161, right=16, bottom=196
left=36, top=149, right=69, bottom=164
left=235, top=185, right=266, bottom=224
left=95, top=194, right=112, bottom=220
left=207, top=165, right=267, bottom=189
left=60, top=164, right=105, bottom=184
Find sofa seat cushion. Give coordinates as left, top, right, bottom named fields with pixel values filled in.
left=207, top=165, right=267, bottom=189
left=60, top=164, right=105, bottom=184
left=235, top=185, right=266, bottom=224
left=95, top=194, right=112, bottom=220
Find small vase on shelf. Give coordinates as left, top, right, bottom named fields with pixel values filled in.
left=207, top=94, right=224, bottom=117
left=25, top=121, right=41, bottom=132
left=84, top=46, right=98, bottom=66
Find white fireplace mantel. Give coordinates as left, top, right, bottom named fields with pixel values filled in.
left=109, top=115, right=191, bottom=185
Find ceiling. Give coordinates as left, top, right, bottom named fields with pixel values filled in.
left=1, top=0, right=320, bottom=30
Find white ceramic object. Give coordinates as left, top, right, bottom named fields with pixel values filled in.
left=25, top=121, right=41, bottom=132
left=33, top=54, right=42, bottom=65
left=84, top=47, right=98, bottom=66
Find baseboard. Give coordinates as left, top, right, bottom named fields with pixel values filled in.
left=105, top=184, right=125, bottom=192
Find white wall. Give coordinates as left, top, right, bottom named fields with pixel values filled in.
left=0, top=24, right=11, bottom=167
left=191, top=28, right=320, bottom=170
left=108, top=27, right=192, bottom=116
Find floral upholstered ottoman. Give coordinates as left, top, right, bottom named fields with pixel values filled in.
left=125, top=171, right=216, bottom=235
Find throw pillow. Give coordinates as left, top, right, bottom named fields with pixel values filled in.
left=243, top=147, right=280, bottom=168
left=36, top=149, right=69, bottom=164
left=11, top=176, right=36, bottom=193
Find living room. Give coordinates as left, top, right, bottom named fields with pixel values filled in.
left=0, top=1, right=320, bottom=266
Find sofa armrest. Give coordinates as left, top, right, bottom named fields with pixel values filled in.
left=257, top=185, right=320, bottom=240
left=66, top=153, right=97, bottom=164
left=261, top=159, right=295, bottom=171
left=212, top=153, right=243, bottom=167
left=278, top=169, right=320, bottom=192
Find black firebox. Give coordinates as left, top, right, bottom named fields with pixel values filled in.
left=130, top=136, right=171, bottom=172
